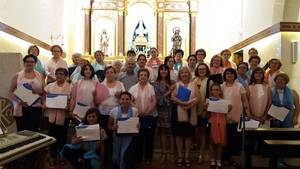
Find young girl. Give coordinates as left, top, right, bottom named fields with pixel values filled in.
left=62, top=108, right=107, bottom=169
left=207, top=83, right=230, bottom=169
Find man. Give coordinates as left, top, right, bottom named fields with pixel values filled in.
left=118, top=57, right=138, bottom=91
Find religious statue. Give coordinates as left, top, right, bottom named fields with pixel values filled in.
left=132, top=20, right=149, bottom=53
left=132, top=20, right=148, bottom=42
left=100, top=30, right=109, bottom=56
left=171, top=27, right=182, bottom=55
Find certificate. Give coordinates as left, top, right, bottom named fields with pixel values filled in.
left=117, top=117, right=139, bottom=134
left=73, top=102, right=90, bottom=118
left=14, top=83, right=40, bottom=106
left=46, top=94, right=68, bottom=109
left=267, top=104, right=289, bottom=122
left=237, top=118, right=260, bottom=131
left=76, top=124, right=100, bottom=141
left=207, top=99, right=229, bottom=114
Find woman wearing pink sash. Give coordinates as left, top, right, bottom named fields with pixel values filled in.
left=248, top=67, right=271, bottom=124
left=9, top=54, right=45, bottom=131
left=221, top=68, right=249, bottom=166
left=70, top=64, right=97, bottom=121
left=264, top=58, right=283, bottom=89
left=171, top=66, right=200, bottom=167
left=129, top=68, right=157, bottom=164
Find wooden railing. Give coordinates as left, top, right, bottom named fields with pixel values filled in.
left=228, top=22, right=300, bottom=52
left=0, top=21, right=51, bottom=50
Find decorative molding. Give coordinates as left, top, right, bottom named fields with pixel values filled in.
left=229, top=22, right=300, bottom=52
left=0, top=21, right=51, bottom=50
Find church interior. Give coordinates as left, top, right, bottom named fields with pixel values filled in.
left=1, top=0, right=300, bottom=169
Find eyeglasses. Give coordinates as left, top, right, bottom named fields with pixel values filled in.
left=198, top=68, right=207, bottom=71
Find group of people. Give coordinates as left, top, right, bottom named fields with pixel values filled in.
left=8, top=44, right=300, bottom=169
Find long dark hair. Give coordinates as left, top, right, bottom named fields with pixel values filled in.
left=82, top=108, right=100, bottom=125
left=156, top=64, right=171, bottom=85
left=249, top=67, right=265, bottom=85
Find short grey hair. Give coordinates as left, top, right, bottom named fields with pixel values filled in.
left=72, top=53, right=82, bottom=58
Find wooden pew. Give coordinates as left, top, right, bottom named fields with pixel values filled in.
left=243, top=128, right=300, bottom=169
left=263, top=140, right=300, bottom=168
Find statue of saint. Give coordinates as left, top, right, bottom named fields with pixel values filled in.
left=100, top=30, right=109, bottom=56
left=132, top=20, right=148, bottom=42
left=171, top=27, right=182, bottom=54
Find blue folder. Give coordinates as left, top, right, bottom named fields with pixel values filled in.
left=176, top=85, right=191, bottom=102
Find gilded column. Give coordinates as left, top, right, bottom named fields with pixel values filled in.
left=157, top=1, right=164, bottom=57
left=117, top=1, right=125, bottom=56
left=83, top=9, right=91, bottom=55
left=190, top=13, right=196, bottom=54
left=189, top=0, right=198, bottom=54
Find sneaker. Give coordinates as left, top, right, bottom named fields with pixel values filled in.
left=216, top=160, right=222, bottom=169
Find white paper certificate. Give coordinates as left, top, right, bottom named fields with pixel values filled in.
left=73, top=102, right=90, bottom=118
left=14, top=83, right=40, bottom=106
left=76, top=124, right=100, bottom=141
left=238, top=119, right=260, bottom=131
left=46, top=94, right=68, bottom=109
left=117, top=117, right=139, bottom=134
left=207, top=99, right=229, bottom=114
left=267, top=104, right=289, bottom=122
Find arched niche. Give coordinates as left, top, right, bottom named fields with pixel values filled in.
left=91, top=12, right=117, bottom=57
left=125, top=1, right=156, bottom=54
left=164, top=13, right=190, bottom=57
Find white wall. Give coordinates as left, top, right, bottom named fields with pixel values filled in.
left=196, top=0, right=287, bottom=57
left=0, top=0, right=65, bottom=45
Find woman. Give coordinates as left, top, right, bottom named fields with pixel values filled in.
left=112, top=60, right=123, bottom=78
left=99, top=66, right=125, bottom=119
left=9, top=54, right=45, bottom=131
left=92, top=50, right=107, bottom=82
left=129, top=68, right=157, bottom=164
left=246, top=56, right=261, bottom=79
left=193, top=63, right=210, bottom=163
left=171, top=66, right=200, bottom=167
left=153, top=64, right=175, bottom=163
left=195, top=48, right=208, bottom=65
left=70, top=64, right=97, bottom=120
left=248, top=67, right=271, bottom=124
left=221, top=68, right=249, bottom=164
left=265, top=58, right=283, bottom=89
left=135, top=54, right=154, bottom=82
left=44, top=68, right=72, bottom=166
left=209, top=55, right=224, bottom=84
left=271, top=73, right=294, bottom=128
left=28, top=45, right=46, bottom=77
left=62, top=108, right=107, bottom=169
left=108, top=92, right=139, bottom=169
left=45, top=45, right=68, bottom=84
left=164, top=56, right=178, bottom=81
left=99, top=66, right=125, bottom=165
left=187, top=55, right=197, bottom=80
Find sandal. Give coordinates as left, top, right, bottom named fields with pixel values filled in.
left=176, top=158, right=183, bottom=167
left=184, top=158, right=191, bottom=168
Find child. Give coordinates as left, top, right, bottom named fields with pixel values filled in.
left=62, top=108, right=107, bottom=169
left=206, top=83, right=230, bottom=169
left=108, top=91, right=139, bottom=169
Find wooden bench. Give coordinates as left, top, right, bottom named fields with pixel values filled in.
left=263, top=140, right=300, bottom=168
left=243, top=128, right=300, bottom=169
